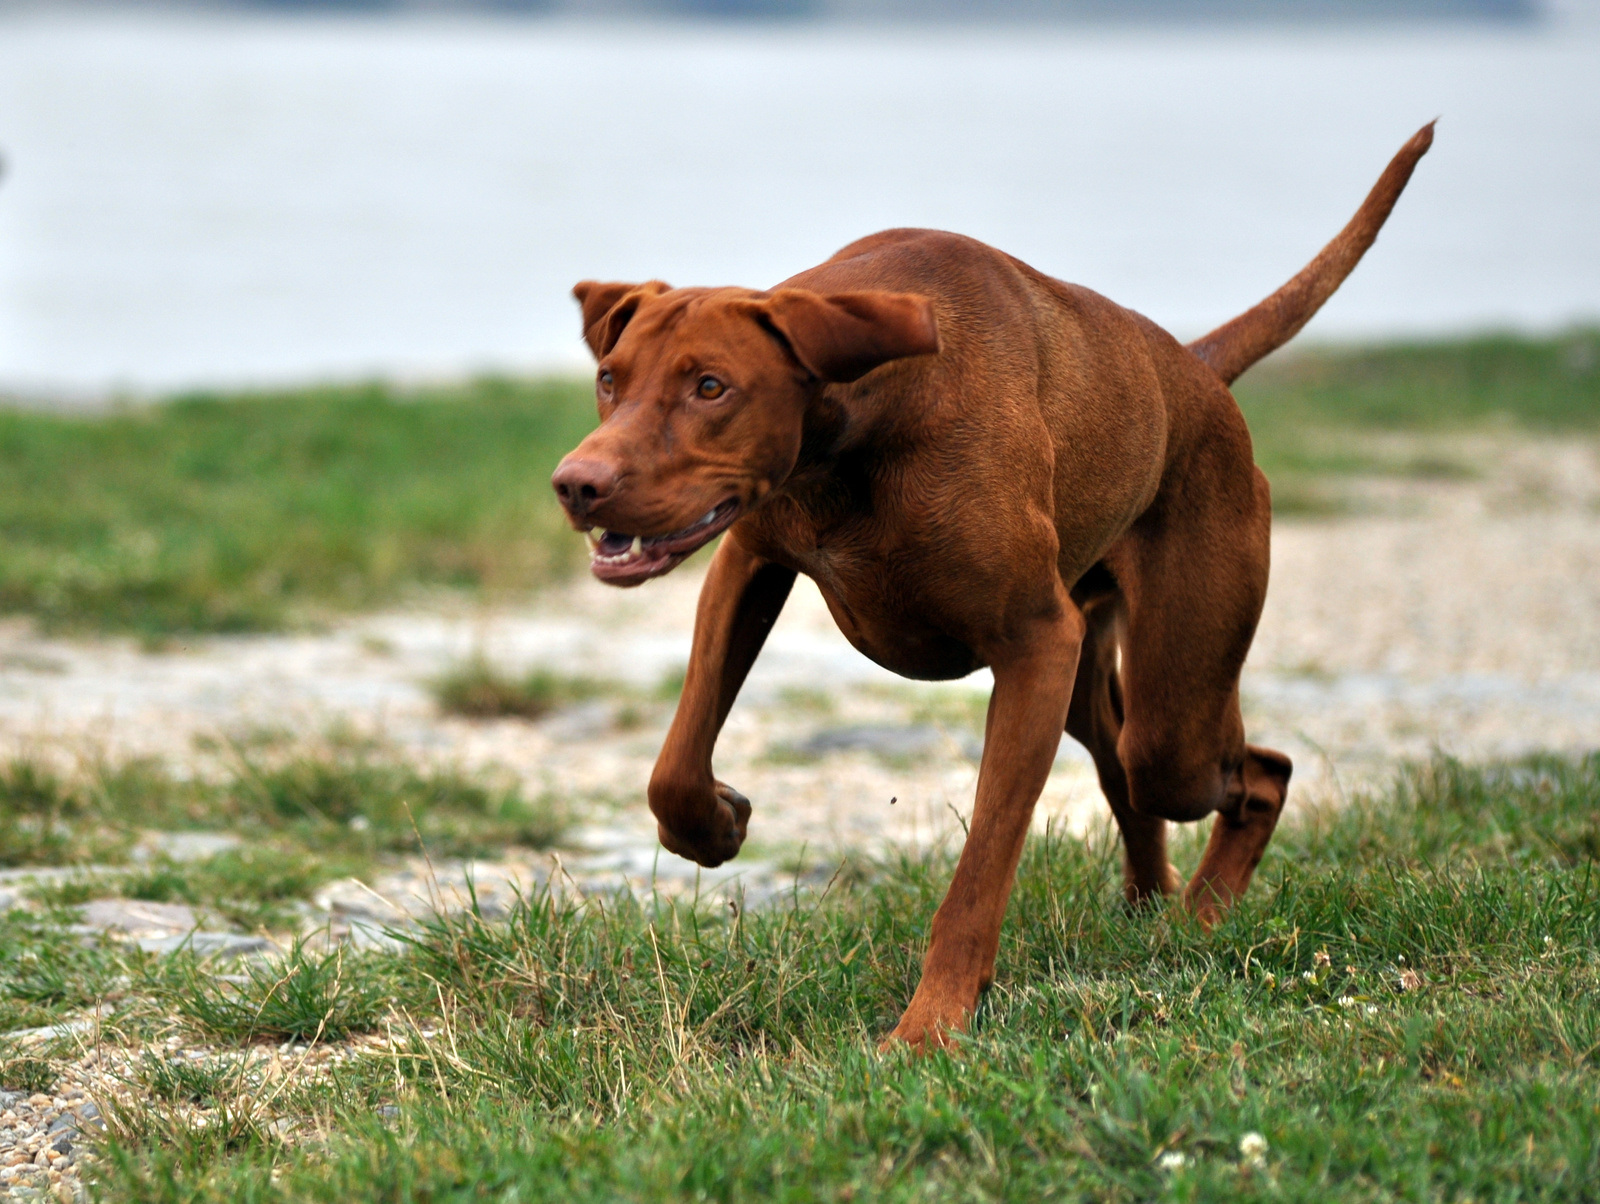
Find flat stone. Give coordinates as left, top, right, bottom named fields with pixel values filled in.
left=0, top=1016, right=103, bottom=1045
left=337, top=919, right=410, bottom=953
left=134, top=933, right=272, bottom=958
left=79, top=899, right=197, bottom=937
left=790, top=724, right=981, bottom=762
left=538, top=700, right=619, bottom=741
left=0, top=867, right=117, bottom=887
left=563, top=843, right=781, bottom=907
left=314, top=861, right=548, bottom=927
left=132, top=832, right=243, bottom=863
left=311, top=880, right=408, bottom=925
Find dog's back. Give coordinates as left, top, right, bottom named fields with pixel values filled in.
left=777, top=122, right=1435, bottom=579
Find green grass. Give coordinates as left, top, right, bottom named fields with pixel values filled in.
left=0, top=1050, right=60, bottom=1094
left=0, top=377, right=596, bottom=638
left=429, top=658, right=618, bottom=721
left=0, top=332, right=1593, bottom=636
left=1237, top=329, right=1600, bottom=502
left=0, top=739, right=567, bottom=932
left=428, top=657, right=687, bottom=724
left=157, top=941, right=395, bottom=1045
left=46, top=752, right=1596, bottom=1202
left=115, top=848, right=339, bottom=932
left=1237, top=330, right=1600, bottom=433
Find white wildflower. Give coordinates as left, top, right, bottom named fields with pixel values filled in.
left=1239, top=1131, right=1269, bottom=1167
left=1155, top=1150, right=1191, bottom=1172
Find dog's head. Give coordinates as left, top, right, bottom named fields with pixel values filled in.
left=552, top=280, right=938, bottom=586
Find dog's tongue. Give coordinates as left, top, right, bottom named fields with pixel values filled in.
left=597, top=531, right=635, bottom=557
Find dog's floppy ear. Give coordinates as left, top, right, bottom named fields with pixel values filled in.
left=752, top=289, right=940, bottom=383
left=572, top=280, right=672, bottom=359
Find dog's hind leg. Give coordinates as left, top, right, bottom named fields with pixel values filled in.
left=1108, top=448, right=1292, bottom=928
left=1064, top=592, right=1180, bottom=904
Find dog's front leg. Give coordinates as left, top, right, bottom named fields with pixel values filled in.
left=885, top=602, right=1085, bottom=1051
left=649, top=536, right=796, bottom=868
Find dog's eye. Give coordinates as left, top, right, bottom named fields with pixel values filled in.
left=697, top=375, right=725, bottom=400
left=597, top=369, right=614, bottom=395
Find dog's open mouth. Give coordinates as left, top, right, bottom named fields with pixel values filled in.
left=585, top=498, right=741, bottom=586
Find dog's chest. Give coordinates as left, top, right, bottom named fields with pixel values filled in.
left=798, top=554, right=984, bottom=682
left=748, top=485, right=994, bottom=681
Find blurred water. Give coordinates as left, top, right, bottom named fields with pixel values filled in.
left=0, top=13, right=1596, bottom=394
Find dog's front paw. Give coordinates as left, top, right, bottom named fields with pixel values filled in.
left=879, top=974, right=978, bottom=1055
left=655, top=780, right=750, bottom=868
left=880, top=997, right=968, bottom=1055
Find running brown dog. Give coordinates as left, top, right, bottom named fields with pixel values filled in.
left=552, top=124, right=1433, bottom=1049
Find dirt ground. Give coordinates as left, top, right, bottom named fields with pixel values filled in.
left=1, top=433, right=1596, bottom=880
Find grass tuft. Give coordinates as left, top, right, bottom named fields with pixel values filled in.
left=158, top=942, right=391, bottom=1045
left=429, top=657, right=687, bottom=725
left=0, top=1049, right=59, bottom=1095
left=429, top=657, right=615, bottom=720
left=1238, top=329, right=1600, bottom=433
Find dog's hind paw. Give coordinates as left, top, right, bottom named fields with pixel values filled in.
left=1122, top=861, right=1181, bottom=909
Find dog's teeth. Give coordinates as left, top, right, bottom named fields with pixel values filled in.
left=586, top=528, right=603, bottom=546
left=630, top=536, right=642, bottom=557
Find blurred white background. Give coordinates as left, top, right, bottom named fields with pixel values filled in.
left=0, top=4, right=1596, bottom=393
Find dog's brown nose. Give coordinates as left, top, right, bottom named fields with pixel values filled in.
left=552, top=457, right=620, bottom=519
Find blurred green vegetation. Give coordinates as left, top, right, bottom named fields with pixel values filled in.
left=0, top=332, right=1593, bottom=636
left=0, top=377, right=596, bottom=637
left=1237, top=329, right=1600, bottom=432
left=1237, top=329, right=1600, bottom=505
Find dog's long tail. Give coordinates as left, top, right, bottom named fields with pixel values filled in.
left=1187, top=122, right=1435, bottom=386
